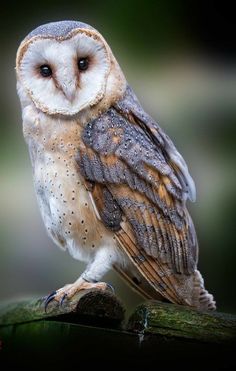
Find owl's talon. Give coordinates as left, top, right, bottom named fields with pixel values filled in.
left=44, top=291, right=57, bottom=312
left=106, top=283, right=115, bottom=294
left=59, top=293, right=67, bottom=307
left=44, top=290, right=57, bottom=302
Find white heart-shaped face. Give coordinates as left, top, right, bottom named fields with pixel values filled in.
left=17, top=30, right=111, bottom=116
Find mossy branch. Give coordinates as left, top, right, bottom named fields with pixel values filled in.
left=0, top=289, right=125, bottom=328
left=1, top=292, right=236, bottom=344
left=127, top=300, right=236, bottom=343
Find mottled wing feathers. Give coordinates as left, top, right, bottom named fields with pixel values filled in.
left=115, top=86, right=196, bottom=202
left=111, top=185, right=197, bottom=304
left=81, top=108, right=184, bottom=224
left=115, top=218, right=196, bottom=305
left=76, top=94, right=198, bottom=279
left=88, top=183, right=123, bottom=232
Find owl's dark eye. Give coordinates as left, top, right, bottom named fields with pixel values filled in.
left=39, top=64, right=52, bottom=77
left=78, top=58, right=89, bottom=71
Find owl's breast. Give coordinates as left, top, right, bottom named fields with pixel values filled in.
left=34, top=153, right=115, bottom=261
left=26, top=119, right=115, bottom=263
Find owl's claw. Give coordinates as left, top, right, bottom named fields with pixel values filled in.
left=44, top=291, right=57, bottom=312
left=42, top=280, right=114, bottom=312
left=106, top=283, right=115, bottom=294
left=59, top=293, right=67, bottom=307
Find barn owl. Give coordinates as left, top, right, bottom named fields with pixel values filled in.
left=16, top=20, right=215, bottom=310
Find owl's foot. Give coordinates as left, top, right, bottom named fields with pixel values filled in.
left=43, top=278, right=113, bottom=312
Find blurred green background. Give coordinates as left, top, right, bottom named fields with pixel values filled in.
left=0, top=1, right=235, bottom=314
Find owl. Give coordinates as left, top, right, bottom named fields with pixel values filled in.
left=16, top=20, right=215, bottom=310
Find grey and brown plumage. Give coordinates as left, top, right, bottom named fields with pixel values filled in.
left=16, top=20, right=215, bottom=310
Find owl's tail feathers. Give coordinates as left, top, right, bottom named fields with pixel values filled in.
left=192, top=270, right=216, bottom=311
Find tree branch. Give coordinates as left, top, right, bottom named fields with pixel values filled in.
left=127, top=300, right=236, bottom=343
left=0, top=289, right=125, bottom=329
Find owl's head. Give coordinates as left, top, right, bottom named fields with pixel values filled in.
left=16, top=21, right=126, bottom=116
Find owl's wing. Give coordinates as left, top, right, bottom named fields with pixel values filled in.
left=76, top=86, right=199, bottom=304
left=115, top=86, right=196, bottom=203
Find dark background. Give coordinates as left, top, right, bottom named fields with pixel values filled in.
left=0, top=1, right=235, bottom=314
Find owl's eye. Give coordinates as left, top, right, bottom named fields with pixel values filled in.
left=39, top=64, right=52, bottom=77
left=78, top=58, right=89, bottom=71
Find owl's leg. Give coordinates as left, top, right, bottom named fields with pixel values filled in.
left=44, top=246, right=117, bottom=310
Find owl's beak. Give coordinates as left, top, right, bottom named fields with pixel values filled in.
left=57, top=76, right=77, bottom=103
left=62, top=84, right=77, bottom=102
left=55, top=62, right=78, bottom=102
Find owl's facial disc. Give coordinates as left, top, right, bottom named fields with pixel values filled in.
left=16, top=29, right=111, bottom=116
